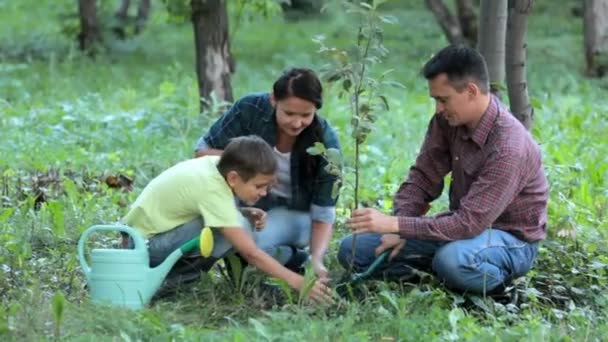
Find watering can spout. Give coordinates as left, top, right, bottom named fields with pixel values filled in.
left=150, top=237, right=200, bottom=288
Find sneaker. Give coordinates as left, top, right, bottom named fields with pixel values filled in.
left=284, top=247, right=309, bottom=274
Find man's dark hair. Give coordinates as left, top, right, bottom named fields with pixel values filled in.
left=218, top=135, right=277, bottom=181
left=421, top=45, right=490, bottom=94
left=273, top=67, right=323, bottom=109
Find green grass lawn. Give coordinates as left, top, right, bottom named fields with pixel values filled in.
left=1, top=0, right=607, bottom=340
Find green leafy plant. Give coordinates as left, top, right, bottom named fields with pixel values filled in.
left=51, top=291, right=65, bottom=340
left=311, top=0, right=403, bottom=270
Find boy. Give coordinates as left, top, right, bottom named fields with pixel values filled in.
left=123, top=135, right=332, bottom=303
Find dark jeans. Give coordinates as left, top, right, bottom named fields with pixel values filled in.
left=338, top=228, right=539, bottom=294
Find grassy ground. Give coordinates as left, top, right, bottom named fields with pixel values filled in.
left=1, top=0, right=607, bottom=340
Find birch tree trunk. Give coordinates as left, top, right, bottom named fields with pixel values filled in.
left=477, top=0, right=508, bottom=95
left=506, top=0, right=534, bottom=130
left=191, top=0, right=235, bottom=112
left=584, top=0, right=608, bottom=77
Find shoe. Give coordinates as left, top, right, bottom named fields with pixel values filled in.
left=284, top=247, right=309, bottom=274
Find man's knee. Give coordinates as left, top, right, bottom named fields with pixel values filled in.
left=338, top=234, right=380, bottom=271
left=432, top=243, right=502, bottom=293
left=337, top=235, right=354, bottom=268
left=432, top=243, right=465, bottom=284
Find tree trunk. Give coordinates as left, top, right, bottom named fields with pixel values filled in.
left=584, top=0, right=608, bottom=77
left=506, top=0, right=534, bottom=130
left=477, top=0, right=508, bottom=95
left=425, top=0, right=465, bottom=45
left=135, top=0, right=151, bottom=33
left=78, top=0, right=101, bottom=54
left=115, top=0, right=130, bottom=20
left=191, top=0, right=234, bottom=112
left=114, top=0, right=150, bottom=38
left=456, top=0, right=477, bottom=46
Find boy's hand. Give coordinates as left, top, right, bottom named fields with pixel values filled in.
left=241, top=207, right=267, bottom=231
left=294, top=277, right=334, bottom=305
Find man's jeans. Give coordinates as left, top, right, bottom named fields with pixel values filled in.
left=338, top=229, right=539, bottom=294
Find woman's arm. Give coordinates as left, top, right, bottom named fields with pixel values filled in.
left=194, top=148, right=223, bottom=158
left=309, top=220, right=332, bottom=279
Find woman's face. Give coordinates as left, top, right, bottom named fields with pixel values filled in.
left=271, top=95, right=316, bottom=137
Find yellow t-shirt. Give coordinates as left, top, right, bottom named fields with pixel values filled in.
left=123, top=156, right=241, bottom=237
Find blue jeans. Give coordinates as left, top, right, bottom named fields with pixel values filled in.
left=338, top=229, right=539, bottom=294
left=253, top=207, right=312, bottom=265
left=145, top=214, right=253, bottom=267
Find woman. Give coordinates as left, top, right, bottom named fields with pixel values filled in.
left=194, top=67, right=341, bottom=280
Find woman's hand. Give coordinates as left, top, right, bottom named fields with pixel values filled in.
left=311, top=258, right=329, bottom=282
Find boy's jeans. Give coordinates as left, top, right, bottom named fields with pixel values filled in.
left=338, top=228, right=539, bottom=294
left=145, top=214, right=254, bottom=267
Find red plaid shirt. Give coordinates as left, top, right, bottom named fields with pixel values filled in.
left=395, top=96, right=548, bottom=242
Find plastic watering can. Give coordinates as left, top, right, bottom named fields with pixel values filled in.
left=77, top=224, right=201, bottom=310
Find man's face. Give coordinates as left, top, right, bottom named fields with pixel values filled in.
left=228, top=172, right=275, bottom=205
left=272, top=95, right=316, bottom=137
left=428, top=73, right=475, bottom=127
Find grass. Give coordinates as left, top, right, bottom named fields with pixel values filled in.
left=1, top=0, right=607, bottom=340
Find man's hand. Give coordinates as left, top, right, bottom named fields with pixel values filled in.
left=347, top=208, right=399, bottom=234
left=241, top=207, right=267, bottom=231
left=375, top=234, right=406, bottom=261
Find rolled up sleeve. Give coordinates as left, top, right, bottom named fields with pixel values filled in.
left=310, top=204, right=336, bottom=224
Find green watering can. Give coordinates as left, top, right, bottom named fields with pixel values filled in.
left=77, top=224, right=200, bottom=310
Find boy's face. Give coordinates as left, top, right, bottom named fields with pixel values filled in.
left=227, top=171, right=275, bottom=205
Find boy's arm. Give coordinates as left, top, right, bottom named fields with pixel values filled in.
left=219, top=227, right=334, bottom=304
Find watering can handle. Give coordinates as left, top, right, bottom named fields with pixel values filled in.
left=77, top=225, right=147, bottom=276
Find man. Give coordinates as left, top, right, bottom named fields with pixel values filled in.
left=338, top=45, right=549, bottom=295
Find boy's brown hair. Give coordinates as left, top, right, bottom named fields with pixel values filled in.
left=217, top=135, right=277, bottom=181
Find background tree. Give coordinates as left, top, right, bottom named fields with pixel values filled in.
left=425, top=0, right=477, bottom=46
left=77, top=0, right=101, bottom=54
left=163, top=0, right=282, bottom=113
left=113, top=0, right=151, bottom=38
left=477, top=0, right=508, bottom=95
left=506, top=0, right=534, bottom=129
left=583, top=0, right=608, bottom=77
left=191, top=0, right=235, bottom=109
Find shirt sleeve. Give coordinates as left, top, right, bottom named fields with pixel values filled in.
left=310, top=204, right=336, bottom=224
left=194, top=98, right=247, bottom=152
left=198, top=192, right=242, bottom=229
left=398, top=147, right=526, bottom=241
left=393, top=115, right=452, bottom=217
